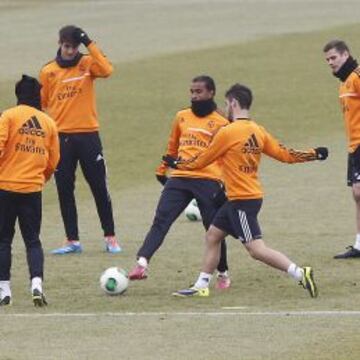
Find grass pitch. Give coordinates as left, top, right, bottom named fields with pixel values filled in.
left=1, top=1, right=360, bottom=359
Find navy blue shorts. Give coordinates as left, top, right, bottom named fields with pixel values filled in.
left=212, top=199, right=263, bottom=243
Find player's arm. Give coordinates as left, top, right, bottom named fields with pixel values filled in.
left=353, top=72, right=360, bottom=96
left=262, top=127, right=327, bottom=163
left=0, top=113, right=10, bottom=161
left=88, top=42, right=113, bottom=78
left=155, top=116, right=181, bottom=184
left=44, top=122, right=60, bottom=181
left=39, top=69, right=49, bottom=110
left=177, top=127, right=230, bottom=170
left=72, top=27, right=113, bottom=78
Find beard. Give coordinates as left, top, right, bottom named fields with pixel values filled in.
left=191, top=99, right=217, bottom=117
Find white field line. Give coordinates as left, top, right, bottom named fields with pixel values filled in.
left=2, top=311, right=360, bottom=318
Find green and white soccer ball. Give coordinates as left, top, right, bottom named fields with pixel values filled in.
left=100, top=267, right=129, bottom=295
left=184, top=199, right=202, bottom=221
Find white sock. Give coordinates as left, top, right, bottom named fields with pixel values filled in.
left=137, top=257, right=148, bottom=268
left=0, top=280, right=11, bottom=298
left=31, top=277, right=43, bottom=293
left=354, top=234, right=360, bottom=251
left=217, top=271, right=229, bottom=278
left=287, top=263, right=303, bottom=282
left=194, top=272, right=212, bottom=289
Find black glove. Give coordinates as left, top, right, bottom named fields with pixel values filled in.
left=314, top=147, right=328, bottom=160
left=156, top=174, right=168, bottom=186
left=73, top=27, right=92, bottom=46
left=162, top=155, right=178, bottom=169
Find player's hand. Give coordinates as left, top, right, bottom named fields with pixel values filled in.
left=162, top=155, right=179, bottom=169
left=156, top=174, right=168, bottom=186
left=73, top=27, right=92, bottom=46
left=314, top=147, right=328, bottom=160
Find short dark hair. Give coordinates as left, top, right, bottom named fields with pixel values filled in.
left=225, top=83, right=253, bottom=110
left=15, top=74, right=42, bottom=110
left=59, top=25, right=80, bottom=46
left=323, top=39, right=350, bottom=54
left=192, top=75, right=216, bottom=94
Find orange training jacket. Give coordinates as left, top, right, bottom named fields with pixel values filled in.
left=155, top=108, right=229, bottom=181
left=39, top=42, right=113, bottom=133
left=0, top=105, right=60, bottom=193
left=339, top=67, right=360, bottom=153
left=178, top=119, right=317, bottom=200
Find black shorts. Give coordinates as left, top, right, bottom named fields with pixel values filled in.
left=212, top=199, right=263, bottom=243
left=347, top=146, right=360, bottom=186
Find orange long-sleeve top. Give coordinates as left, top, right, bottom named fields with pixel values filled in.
left=39, top=42, right=113, bottom=133
left=155, top=108, right=229, bottom=181
left=178, top=119, right=317, bottom=200
left=0, top=105, right=60, bottom=193
left=339, top=68, right=360, bottom=153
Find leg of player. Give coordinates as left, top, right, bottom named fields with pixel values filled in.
left=334, top=183, right=360, bottom=258
left=76, top=133, right=120, bottom=254
left=216, top=240, right=231, bottom=289
left=129, top=183, right=192, bottom=280
left=195, top=181, right=231, bottom=290
left=18, top=192, right=47, bottom=306
left=173, top=225, right=226, bottom=297
left=244, top=240, right=318, bottom=298
left=0, top=190, right=16, bottom=306
left=52, top=135, right=82, bottom=255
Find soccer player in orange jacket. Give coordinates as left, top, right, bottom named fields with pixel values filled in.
left=323, top=40, right=360, bottom=259
left=0, top=75, right=59, bottom=306
left=128, top=76, right=231, bottom=288
left=169, top=83, right=328, bottom=298
left=39, top=25, right=121, bottom=254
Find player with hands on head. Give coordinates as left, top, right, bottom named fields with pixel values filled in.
left=171, top=83, right=328, bottom=298
left=39, top=25, right=121, bottom=255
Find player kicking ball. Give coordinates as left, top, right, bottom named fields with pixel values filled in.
left=164, top=83, right=328, bottom=298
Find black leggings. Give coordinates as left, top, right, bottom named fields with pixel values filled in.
left=137, top=177, right=228, bottom=272
left=0, top=190, right=44, bottom=280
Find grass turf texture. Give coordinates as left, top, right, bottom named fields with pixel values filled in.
left=1, top=5, right=360, bottom=360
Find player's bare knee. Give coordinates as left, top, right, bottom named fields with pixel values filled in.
left=247, top=246, right=262, bottom=260
left=353, top=184, right=360, bottom=203
left=205, top=226, right=223, bottom=245
left=205, top=232, right=220, bottom=245
left=245, top=240, right=265, bottom=260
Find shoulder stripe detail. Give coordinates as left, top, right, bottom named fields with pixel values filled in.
left=187, top=127, right=213, bottom=136
left=61, top=73, right=90, bottom=83
left=339, top=93, right=360, bottom=98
